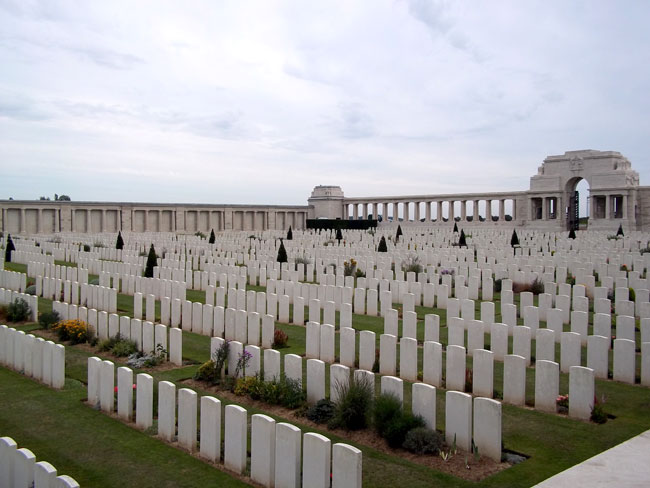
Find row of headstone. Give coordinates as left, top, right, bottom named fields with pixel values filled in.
left=0, top=269, right=27, bottom=293
left=0, top=436, right=79, bottom=488
left=51, top=302, right=182, bottom=366
left=89, top=359, right=362, bottom=488
left=0, top=325, right=65, bottom=389
left=0, top=288, right=38, bottom=322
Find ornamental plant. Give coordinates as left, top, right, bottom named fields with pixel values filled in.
left=52, top=319, right=91, bottom=344
left=144, top=244, right=157, bottom=278
left=343, top=259, right=357, bottom=277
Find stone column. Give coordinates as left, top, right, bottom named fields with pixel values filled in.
left=158, top=210, right=162, bottom=232
left=55, top=208, right=60, bottom=232
left=393, top=202, right=399, bottom=222
left=449, top=201, right=454, bottom=221
left=486, top=200, right=492, bottom=220
left=473, top=200, right=479, bottom=221
left=37, top=209, right=42, bottom=234
left=362, top=203, right=368, bottom=220
left=499, top=200, right=505, bottom=220
left=460, top=201, right=466, bottom=221
left=404, top=202, right=410, bottom=222
left=86, top=209, right=91, bottom=233
left=425, top=201, right=431, bottom=222
left=20, top=208, right=25, bottom=233
left=414, top=202, right=420, bottom=222
left=437, top=201, right=443, bottom=222
left=622, top=194, right=628, bottom=219
left=353, top=204, right=358, bottom=220
left=605, top=196, right=610, bottom=219
left=542, top=198, right=547, bottom=220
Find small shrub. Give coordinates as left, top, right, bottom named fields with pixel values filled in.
left=530, top=277, right=544, bottom=295
left=25, top=285, right=37, bottom=295
left=52, top=319, right=90, bottom=344
left=591, top=396, right=608, bottom=424
left=195, top=360, right=217, bottom=382
left=194, top=231, right=206, bottom=239
left=295, top=255, right=311, bottom=266
left=332, top=374, right=374, bottom=430
left=373, top=393, right=403, bottom=436
left=278, top=376, right=306, bottom=409
left=89, top=278, right=100, bottom=285
left=402, top=254, right=423, bottom=274
left=112, top=338, right=138, bottom=357
left=272, top=329, right=289, bottom=348
left=464, top=369, right=473, bottom=393
left=7, top=298, right=31, bottom=322
left=494, top=278, right=503, bottom=293
left=306, top=399, right=336, bottom=424
left=355, top=268, right=366, bottom=278
left=403, top=427, right=444, bottom=455
left=384, top=412, right=425, bottom=448
left=629, top=287, right=636, bottom=302
left=127, top=345, right=167, bottom=369
left=38, top=311, right=61, bottom=330
left=144, top=244, right=157, bottom=278
left=83, top=244, right=91, bottom=252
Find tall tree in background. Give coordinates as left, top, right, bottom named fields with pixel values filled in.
left=378, top=235, right=388, bottom=252
left=116, top=231, right=124, bottom=250
left=5, top=234, right=15, bottom=262
left=286, top=226, right=293, bottom=240
left=277, top=239, right=288, bottom=263
left=209, top=229, right=216, bottom=244
left=511, top=229, right=520, bottom=247
left=396, top=225, right=403, bottom=241
left=144, top=244, right=157, bottom=278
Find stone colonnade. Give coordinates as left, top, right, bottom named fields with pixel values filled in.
left=343, top=192, right=524, bottom=224
left=0, top=203, right=309, bottom=234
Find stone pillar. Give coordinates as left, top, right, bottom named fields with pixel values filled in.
left=37, top=209, right=42, bottom=233
left=20, top=208, right=25, bottom=233
left=437, top=201, right=443, bottom=222
left=486, top=200, right=492, bottom=220
left=414, top=202, right=420, bottom=222
left=605, top=196, right=611, bottom=219
left=101, top=210, right=106, bottom=232
left=425, top=202, right=431, bottom=222
left=449, top=201, right=454, bottom=220
left=404, top=202, right=409, bottom=221
left=362, top=203, right=368, bottom=219
left=473, top=200, right=479, bottom=221
left=353, top=204, right=358, bottom=220
left=499, top=199, right=505, bottom=220
left=622, top=194, right=628, bottom=219
left=158, top=210, right=162, bottom=232
left=393, top=202, right=399, bottom=222
left=460, top=201, right=466, bottom=221
left=542, top=198, right=547, bottom=220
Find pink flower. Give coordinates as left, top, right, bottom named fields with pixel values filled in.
left=132, top=384, right=137, bottom=389
left=114, top=386, right=118, bottom=393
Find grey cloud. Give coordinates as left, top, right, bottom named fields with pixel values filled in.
left=66, top=46, right=144, bottom=70
left=337, top=102, right=374, bottom=139
left=0, top=96, right=51, bottom=121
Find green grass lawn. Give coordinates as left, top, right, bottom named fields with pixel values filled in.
left=3, top=260, right=650, bottom=487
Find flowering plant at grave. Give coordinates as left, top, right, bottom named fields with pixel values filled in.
left=234, top=350, right=253, bottom=378
left=51, top=319, right=92, bottom=345
left=440, top=269, right=455, bottom=276
left=556, top=394, right=569, bottom=409
left=343, top=259, right=358, bottom=277
left=113, top=384, right=137, bottom=395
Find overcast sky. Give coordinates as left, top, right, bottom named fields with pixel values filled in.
left=1, top=0, right=649, bottom=209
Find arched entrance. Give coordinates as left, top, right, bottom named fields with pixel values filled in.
left=565, top=177, right=591, bottom=231
left=529, top=150, right=639, bottom=232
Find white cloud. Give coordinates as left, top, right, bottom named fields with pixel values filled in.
left=0, top=0, right=649, bottom=206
